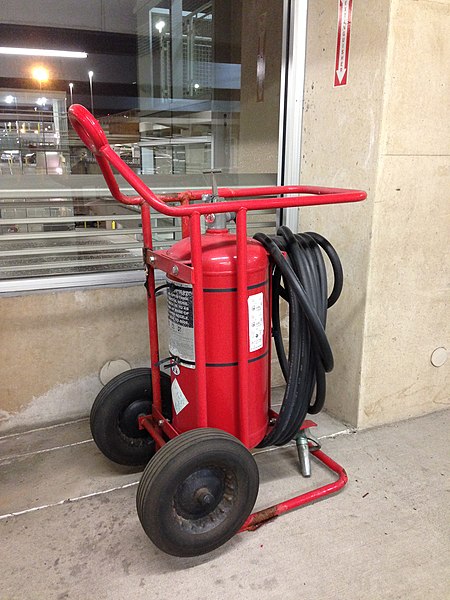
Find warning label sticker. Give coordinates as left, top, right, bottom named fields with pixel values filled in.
left=171, top=378, right=189, bottom=415
left=248, top=292, right=264, bottom=352
left=167, top=281, right=195, bottom=366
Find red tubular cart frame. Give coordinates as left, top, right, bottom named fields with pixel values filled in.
left=69, top=104, right=364, bottom=531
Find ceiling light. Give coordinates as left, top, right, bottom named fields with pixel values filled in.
left=0, top=47, right=87, bottom=58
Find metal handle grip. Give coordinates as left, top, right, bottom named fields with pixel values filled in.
left=68, top=104, right=109, bottom=156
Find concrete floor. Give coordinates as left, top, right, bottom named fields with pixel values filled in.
left=1, top=406, right=449, bottom=600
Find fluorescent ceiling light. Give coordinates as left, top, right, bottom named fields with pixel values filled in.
left=0, top=47, right=87, bottom=58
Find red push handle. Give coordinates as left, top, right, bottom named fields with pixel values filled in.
left=69, top=104, right=146, bottom=206
left=68, top=104, right=367, bottom=215
left=69, top=104, right=109, bottom=156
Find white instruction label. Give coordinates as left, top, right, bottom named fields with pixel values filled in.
left=167, top=280, right=195, bottom=368
left=248, top=292, right=264, bottom=352
left=171, top=379, right=189, bottom=415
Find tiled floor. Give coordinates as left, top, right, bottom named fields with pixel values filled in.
left=1, top=402, right=449, bottom=600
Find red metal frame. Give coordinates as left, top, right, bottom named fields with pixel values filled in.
left=69, top=104, right=364, bottom=527
left=239, top=421, right=348, bottom=531
left=240, top=445, right=348, bottom=530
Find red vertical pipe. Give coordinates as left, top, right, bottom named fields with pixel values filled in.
left=236, top=208, right=250, bottom=446
left=141, top=203, right=161, bottom=412
left=189, top=212, right=208, bottom=427
left=180, top=196, right=190, bottom=238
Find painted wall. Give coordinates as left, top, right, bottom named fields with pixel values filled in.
left=300, top=0, right=449, bottom=426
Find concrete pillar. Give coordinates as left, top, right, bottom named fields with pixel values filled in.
left=299, top=0, right=449, bottom=427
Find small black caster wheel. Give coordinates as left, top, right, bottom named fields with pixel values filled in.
left=136, top=428, right=259, bottom=557
left=90, top=367, right=171, bottom=466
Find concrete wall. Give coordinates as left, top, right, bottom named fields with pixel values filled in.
left=0, top=286, right=168, bottom=432
left=299, top=0, right=391, bottom=424
left=300, top=0, right=449, bottom=427
left=358, top=0, right=450, bottom=426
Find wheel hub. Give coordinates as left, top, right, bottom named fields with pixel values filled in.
left=174, top=467, right=225, bottom=519
left=195, top=488, right=215, bottom=508
left=119, top=398, right=151, bottom=438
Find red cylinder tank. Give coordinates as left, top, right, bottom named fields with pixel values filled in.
left=165, top=228, right=270, bottom=448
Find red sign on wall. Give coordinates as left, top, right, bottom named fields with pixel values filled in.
left=334, top=0, right=353, bottom=87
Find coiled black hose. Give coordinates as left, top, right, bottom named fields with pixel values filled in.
left=254, top=226, right=343, bottom=447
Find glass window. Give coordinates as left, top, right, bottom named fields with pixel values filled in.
left=0, top=1, right=285, bottom=288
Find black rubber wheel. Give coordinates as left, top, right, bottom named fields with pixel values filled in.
left=90, top=368, right=172, bottom=466
left=136, top=428, right=259, bottom=557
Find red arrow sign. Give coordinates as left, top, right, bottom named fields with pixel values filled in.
left=334, top=0, right=353, bottom=87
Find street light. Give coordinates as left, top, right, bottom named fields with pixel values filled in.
left=69, top=82, right=74, bottom=105
left=32, top=65, right=50, bottom=173
left=4, top=95, right=22, bottom=171
left=88, top=70, right=94, bottom=114
left=155, top=20, right=165, bottom=34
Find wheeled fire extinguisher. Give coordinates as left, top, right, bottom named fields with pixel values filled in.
left=69, top=104, right=366, bottom=558
left=164, top=205, right=342, bottom=450
left=165, top=219, right=271, bottom=449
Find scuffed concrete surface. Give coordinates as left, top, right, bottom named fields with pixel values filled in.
left=0, top=360, right=156, bottom=435
left=1, top=409, right=449, bottom=600
left=0, top=374, right=102, bottom=434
